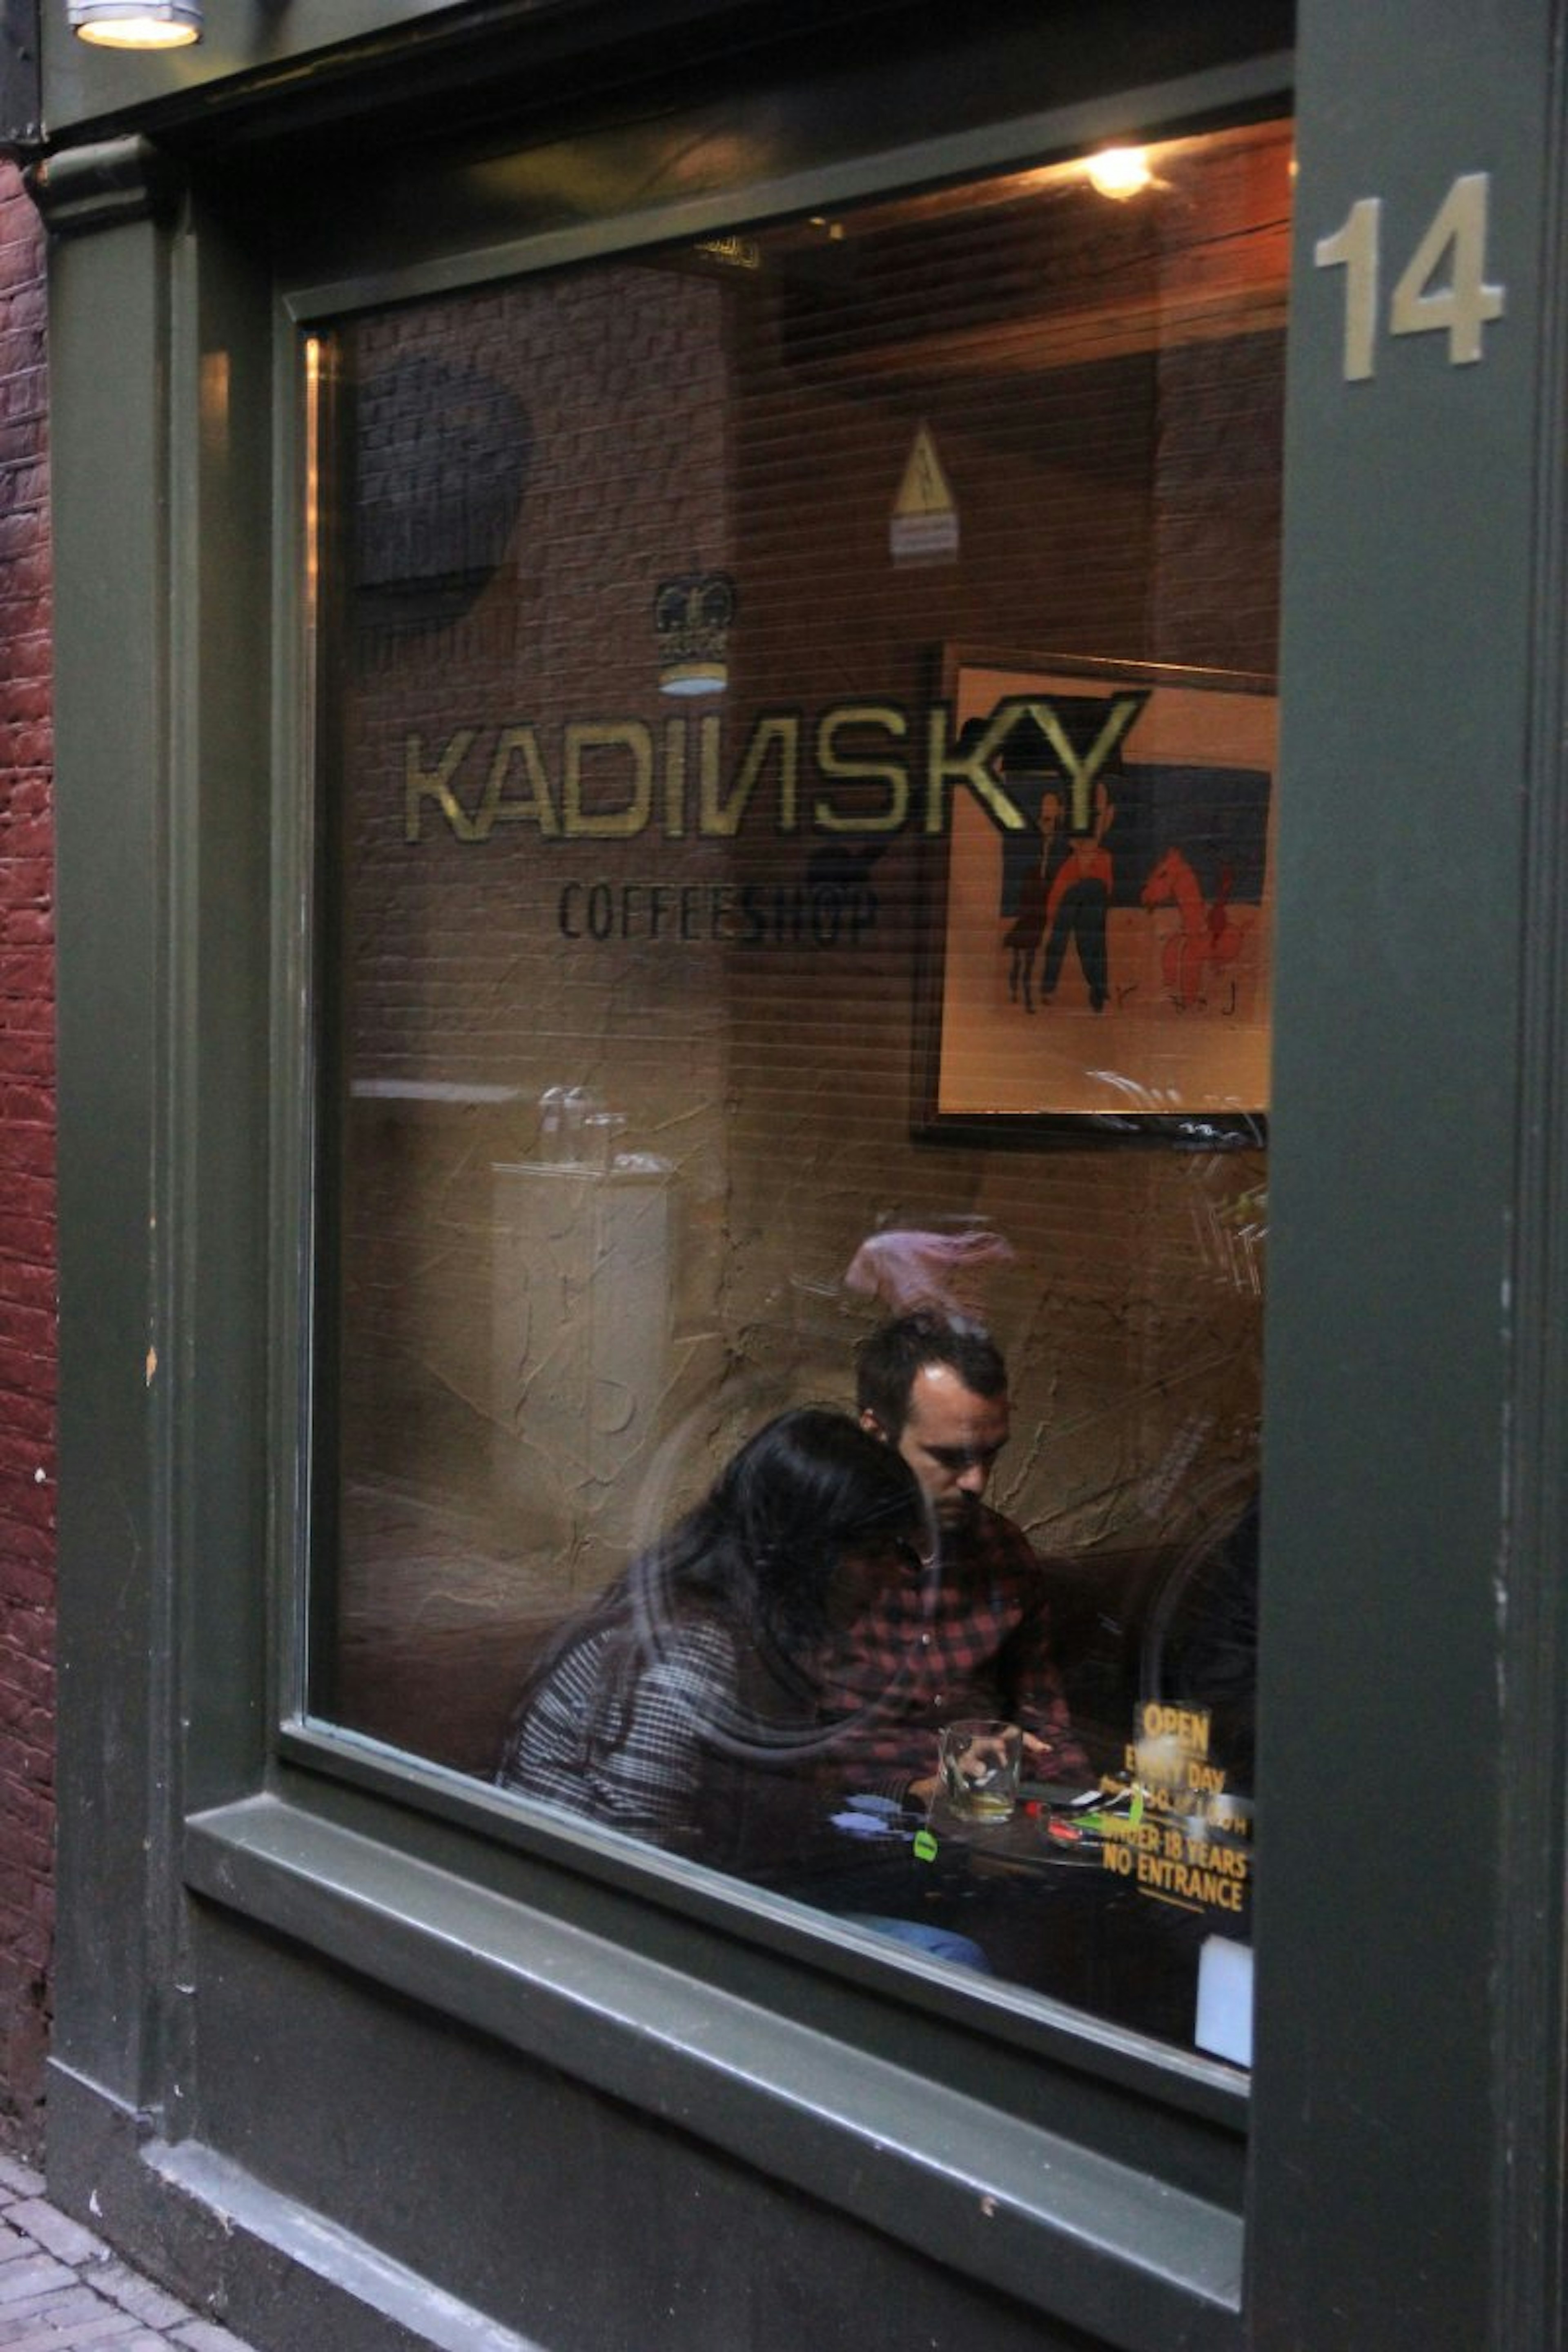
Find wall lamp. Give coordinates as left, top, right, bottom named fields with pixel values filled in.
left=69, top=0, right=202, bottom=46
left=1085, top=147, right=1153, bottom=200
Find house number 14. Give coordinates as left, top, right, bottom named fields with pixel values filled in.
left=1314, top=172, right=1505, bottom=379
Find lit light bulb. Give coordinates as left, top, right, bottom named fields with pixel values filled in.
left=1085, top=147, right=1153, bottom=201
left=69, top=0, right=202, bottom=47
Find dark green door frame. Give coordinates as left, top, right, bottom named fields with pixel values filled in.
left=1259, top=3, right=1568, bottom=2346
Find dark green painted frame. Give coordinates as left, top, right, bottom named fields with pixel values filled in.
left=1256, top=7, right=1568, bottom=2344
left=43, top=0, right=1568, bottom=2347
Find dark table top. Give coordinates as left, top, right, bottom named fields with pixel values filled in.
left=913, top=1789, right=1251, bottom=2043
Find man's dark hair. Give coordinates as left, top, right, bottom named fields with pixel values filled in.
left=855, top=1310, right=1008, bottom=1438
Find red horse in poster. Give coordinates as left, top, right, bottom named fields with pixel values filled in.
left=1141, top=848, right=1245, bottom=1007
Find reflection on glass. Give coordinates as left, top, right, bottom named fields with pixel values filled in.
left=309, top=115, right=1285, bottom=2058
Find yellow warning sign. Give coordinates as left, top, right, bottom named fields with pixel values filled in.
left=891, top=423, right=959, bottom=562
left=894, top=423, right=956, bottom=515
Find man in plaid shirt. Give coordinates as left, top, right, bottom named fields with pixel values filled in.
left=817, top=1310, right=1087, bottom=1806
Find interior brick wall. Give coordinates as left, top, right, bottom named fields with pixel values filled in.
left=0, top=161, right=54, bottom=2153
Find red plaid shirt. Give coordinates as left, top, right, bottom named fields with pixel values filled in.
left=815, top=1503, right=1087, bottom=1802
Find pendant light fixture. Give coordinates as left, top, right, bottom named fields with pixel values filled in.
left=69, top=0, right=202, bottom=47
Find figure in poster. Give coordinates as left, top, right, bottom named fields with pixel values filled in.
left=1002, top=760, right=1116, bottom=1015
left=1141, top=848, right=1245, bottom=1009
left=1040, top=827, right=1114, bottom=1013
left=1004, top=791, right=1064, bottom=1013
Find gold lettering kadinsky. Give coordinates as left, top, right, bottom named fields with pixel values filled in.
left=403, top=692, right=1151, bottom=844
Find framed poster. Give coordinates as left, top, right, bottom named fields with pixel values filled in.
left=918, top=651, right=1276, bottom=1143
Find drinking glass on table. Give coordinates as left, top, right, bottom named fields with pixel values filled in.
left=938, top=1718, right=1023, bottom=1821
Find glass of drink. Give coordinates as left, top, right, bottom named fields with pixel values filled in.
left=938, top=1718, right=1023, bottom=1821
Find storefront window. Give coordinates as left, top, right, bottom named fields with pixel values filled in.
left=307, top=116, right=1286, bottom=2061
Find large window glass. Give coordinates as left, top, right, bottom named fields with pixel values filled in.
left=307, top=116, right=1285, bottom=2062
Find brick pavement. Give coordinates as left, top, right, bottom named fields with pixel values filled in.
left=0, top=2153, right=256, bottom=2352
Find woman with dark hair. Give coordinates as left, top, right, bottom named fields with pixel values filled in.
left=495, top=1407, right=930, bottom=1873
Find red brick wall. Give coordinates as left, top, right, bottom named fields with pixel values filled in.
left=0, top=161, right=53, bottom=2154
